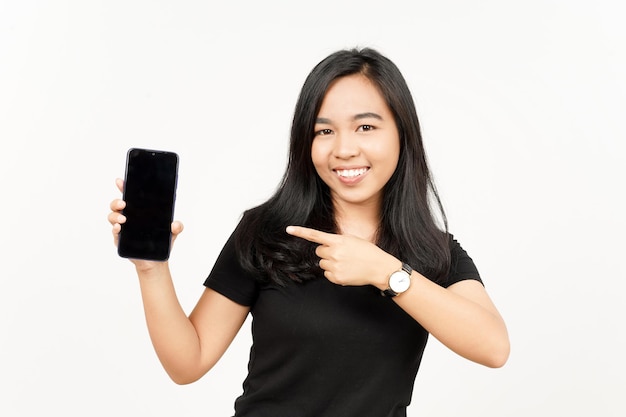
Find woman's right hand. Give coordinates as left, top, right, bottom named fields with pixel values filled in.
left=108, top=177, right=249, bottom=384
left=108, top=178, right=184, bottom=271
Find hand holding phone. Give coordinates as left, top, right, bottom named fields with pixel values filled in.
left=117, top=148, right=179, bottom=261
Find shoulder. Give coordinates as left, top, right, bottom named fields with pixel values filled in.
left=204, top=221, right=262, bottom=306
left=446, top=233, right=483, bottom=288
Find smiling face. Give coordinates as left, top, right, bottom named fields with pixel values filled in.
left=311, top=74, right=400, bottom=215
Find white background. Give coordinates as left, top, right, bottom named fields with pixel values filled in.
left=1, top=1, right=624, bottom=416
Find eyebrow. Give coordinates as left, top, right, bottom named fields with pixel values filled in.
left=315, top=112, right=384, bottom=124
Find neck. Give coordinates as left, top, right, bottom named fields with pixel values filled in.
left=333, top=200, right=381, bottom=242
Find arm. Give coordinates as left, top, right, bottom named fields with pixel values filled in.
left=286, top=226, right=510, bottom=368
left=136, top=264, right=249, bottom=384
left=109, top=179, right=249, bottom=384
left=389, top=270, right=509, bottom=368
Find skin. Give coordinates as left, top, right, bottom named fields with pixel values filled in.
left=108, top=74, right=509, bottom=384
left=310, top=74, right=400, bottom=235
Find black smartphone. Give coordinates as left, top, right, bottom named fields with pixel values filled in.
left=118, top=148, right=179, bottom=261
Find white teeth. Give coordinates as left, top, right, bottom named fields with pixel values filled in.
left=336, top=168, right=367, bottom=178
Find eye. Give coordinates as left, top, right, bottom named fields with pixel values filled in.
left=315, top=128, right=333, bottom=136
left=357, top=124, right=375, bottom=132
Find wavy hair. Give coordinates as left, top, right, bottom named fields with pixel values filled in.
left=235, top=47, right=450, bottom=285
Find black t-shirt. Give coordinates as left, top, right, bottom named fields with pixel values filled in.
left=204, top=225, right=481, bottom=417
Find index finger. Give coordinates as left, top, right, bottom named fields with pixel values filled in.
left=115, top=178, right=124, bottom=193
left=286, top=226, right=337, bottom=245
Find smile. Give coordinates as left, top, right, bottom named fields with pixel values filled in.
left=335, top=168, right=369, bottom=178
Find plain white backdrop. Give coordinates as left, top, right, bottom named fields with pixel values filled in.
left=1, top=1, right=624, bottom=415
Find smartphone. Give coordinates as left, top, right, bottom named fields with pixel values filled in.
left=118, top=148, right=179, bottom=261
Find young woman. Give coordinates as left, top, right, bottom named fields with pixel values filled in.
left=109, top=47, right=509, bottom=416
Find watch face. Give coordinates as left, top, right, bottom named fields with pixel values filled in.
left=389, top=270, right=411, bottom=293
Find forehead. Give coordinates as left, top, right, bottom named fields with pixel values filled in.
left=317, top=74, right=391, bottom=118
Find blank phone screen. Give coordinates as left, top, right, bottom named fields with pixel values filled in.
left=118, top=148, right=178, bottom=261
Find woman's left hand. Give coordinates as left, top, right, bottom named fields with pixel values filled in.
left=286, top=225, right=400, bottom=289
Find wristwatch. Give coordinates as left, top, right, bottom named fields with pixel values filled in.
left=382, top=263, right=413, bottom=297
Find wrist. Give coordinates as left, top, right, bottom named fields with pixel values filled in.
left=374, top=257, right=402, bottom=291
left=134, top=260, right=169, bottom=277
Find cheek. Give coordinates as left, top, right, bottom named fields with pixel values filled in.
left=371, top=142, right=400, bottom=173
left=310, top=140, right=327, bottom=174
left=387, top=135, right=401, bottom=172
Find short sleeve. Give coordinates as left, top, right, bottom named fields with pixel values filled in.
left=446, top=235, right=483, bottom=288
left=204, top=231, right=259, bottom=307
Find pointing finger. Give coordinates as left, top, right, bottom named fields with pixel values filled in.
left=286, top=226, right=336, bottom=245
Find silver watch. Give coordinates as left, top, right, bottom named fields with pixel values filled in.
left=382, top=263, right=413, bottom=297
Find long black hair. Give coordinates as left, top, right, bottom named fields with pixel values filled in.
left=235, top=47, right=450, bottom=285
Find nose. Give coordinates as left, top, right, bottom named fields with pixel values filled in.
left=332, top=132, right=359, bottom=159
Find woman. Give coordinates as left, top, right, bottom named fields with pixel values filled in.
left=109, top=47, right=509, bottom=416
